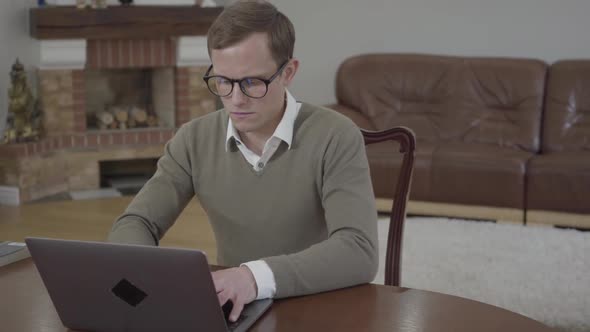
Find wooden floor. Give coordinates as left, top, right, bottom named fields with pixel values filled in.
left=0, top=196, right=219, bottom=263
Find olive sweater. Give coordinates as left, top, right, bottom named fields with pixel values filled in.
left=107, top=103, right=378, bottom=298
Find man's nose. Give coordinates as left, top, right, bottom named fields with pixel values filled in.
left=230, top=83, right=248, bottom=104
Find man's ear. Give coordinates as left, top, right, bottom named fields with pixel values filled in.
left=281, top=58, right=299, bottom=86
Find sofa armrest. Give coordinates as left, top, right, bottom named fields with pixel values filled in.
left=325, top=104, right=375, bottom=130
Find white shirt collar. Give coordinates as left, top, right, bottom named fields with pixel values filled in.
left=226, top=89, right=299, bottom=151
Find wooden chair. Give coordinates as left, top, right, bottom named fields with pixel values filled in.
left=361, top=127, right=416, bottom=287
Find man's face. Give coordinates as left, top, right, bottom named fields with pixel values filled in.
left=210, top=32, right=298, bottom=139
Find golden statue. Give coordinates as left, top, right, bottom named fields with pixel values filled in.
left=2, top=59, right=42, bottom=144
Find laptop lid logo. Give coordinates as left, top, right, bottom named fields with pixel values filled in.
left=111, top=278, right=148, bottom=307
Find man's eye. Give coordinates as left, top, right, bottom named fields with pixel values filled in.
left=242, top=78, right=255, bottom=86
left=242, top=78, right=264, bottom=87
left=217, top=78, right=231, bottom=85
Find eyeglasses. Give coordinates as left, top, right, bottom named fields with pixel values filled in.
left=202, top=60, right=289, bottom=99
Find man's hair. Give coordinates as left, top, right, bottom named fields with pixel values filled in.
left=207, top=0, right=295, bottom=66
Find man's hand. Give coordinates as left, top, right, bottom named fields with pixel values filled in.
left=212, top=266, right=258, bottom=322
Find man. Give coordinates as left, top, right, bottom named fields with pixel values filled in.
left=108, top=0, right=378, bottom=322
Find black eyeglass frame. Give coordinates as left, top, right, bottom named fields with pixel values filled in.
left=202, top=60, right=290, bottom=99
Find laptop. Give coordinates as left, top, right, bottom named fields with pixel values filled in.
left=25, top=237, right=272, bottom=332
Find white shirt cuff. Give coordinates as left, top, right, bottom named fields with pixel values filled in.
left=241, top=260, right=276, bottom=300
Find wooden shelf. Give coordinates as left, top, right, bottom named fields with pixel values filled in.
left=30, top=6, right=223, bottom=40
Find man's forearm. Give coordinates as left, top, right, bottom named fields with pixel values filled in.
left=107, top=214, right=159, bottom=245
left=263, top=229, right=378, bottom=298
left=107, top=126, right=195, bottom=245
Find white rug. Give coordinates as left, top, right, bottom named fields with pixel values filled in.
left=373, top=216, right=590, bottom=332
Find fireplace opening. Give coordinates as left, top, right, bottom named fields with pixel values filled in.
left=99, top=158, right=158, bottom=195
left=85, top=68, right=175, bottom=131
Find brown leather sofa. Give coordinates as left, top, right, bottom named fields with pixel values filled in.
left=329, top=54, right=589, bottom=228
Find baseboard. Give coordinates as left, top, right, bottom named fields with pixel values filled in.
left=526, top=210, right=590, bottom=229
left=0, top=186, right=20, bottom=206
left=375, top=198, right=525, bottom=224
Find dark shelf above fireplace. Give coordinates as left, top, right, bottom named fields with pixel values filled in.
left=30, top=5, right=223, bottom=40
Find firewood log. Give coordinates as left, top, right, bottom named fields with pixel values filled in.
left=147, top=115, right=159, bottom=127
left=130, top=107, right=148, bottom=125
left=96, top=111, right=114, bottom=130
left=128, top=117, right=136, bottom=128
left=114, top=108, right=129, bottom=124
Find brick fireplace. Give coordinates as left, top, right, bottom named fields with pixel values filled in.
left=37, top=38, right=216, bottom=148
left=0, top=6, right=221, bottom=204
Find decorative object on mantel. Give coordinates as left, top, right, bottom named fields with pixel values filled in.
left=132, top=0, right=211, bottom=5
left=75, top=0, right=107, bottom=9
left=2, top=60, right=43, bottom=144
left=92, top=0, right=108, bottom=9
left=201, top=0, right=217, bottom=7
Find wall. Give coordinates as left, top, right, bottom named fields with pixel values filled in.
left=272, top=0, right=590, bottom=105
left=0, top=0, right=39, bottom=135
left=270, top=0, right=386, bottom=106
left=2, top=0, right=590, bottom=128
left=380, top=0, right=590, bottom=61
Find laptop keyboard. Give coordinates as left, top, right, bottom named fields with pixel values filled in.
left=226, top=314, right=248, bottom=331
left=222, top=300, right=248, bottom=331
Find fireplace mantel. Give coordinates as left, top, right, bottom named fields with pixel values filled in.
left=30, top=6, right=223, bottom=40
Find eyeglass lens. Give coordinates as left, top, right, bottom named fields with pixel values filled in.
left=207, top=77, right=268, bottom=98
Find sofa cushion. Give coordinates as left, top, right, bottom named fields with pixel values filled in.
left=450, top=58, right=546, bottom=153
left=527, top=152, right=590, bottom=214
left=335, top=54, right=460, bottom=140
left=429, top=143, right=533, bottom=209
left=335, top=54, right=547, bottom=153
left=365, top=140, right=436, bottom=202
left=543, top=60, right=590, bottom=153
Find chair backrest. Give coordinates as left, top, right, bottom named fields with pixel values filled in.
left=361, top=126, right=416, bottom=287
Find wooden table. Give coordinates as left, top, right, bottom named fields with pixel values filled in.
left=0, top=198, right=555, bottom=331
left=1, top=258, right=554, bottom=332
